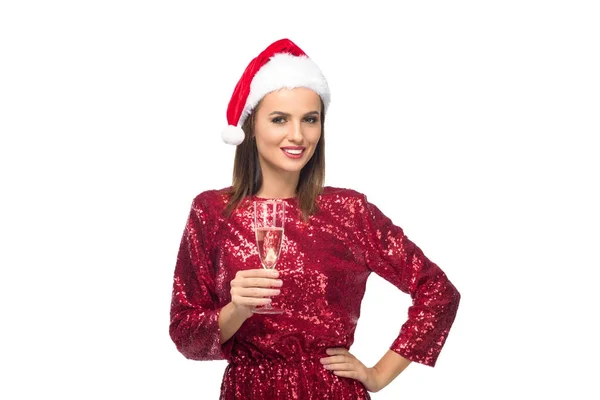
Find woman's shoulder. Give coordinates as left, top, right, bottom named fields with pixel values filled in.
left=320, top=186, right=367, bottom=202
left=321, top=186, right=365, bottom=198
left=191, top=186, right=233, bottom=209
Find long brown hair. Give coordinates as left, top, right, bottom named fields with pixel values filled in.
left=224, top=99, right=326, bottom=221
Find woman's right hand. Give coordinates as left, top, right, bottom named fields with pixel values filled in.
left=230, top=268, right=283, bottom=319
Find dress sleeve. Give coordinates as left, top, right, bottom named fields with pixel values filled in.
left=357, top=195, right=460, bottom=367
left=169, top=196, right=226, bottom=361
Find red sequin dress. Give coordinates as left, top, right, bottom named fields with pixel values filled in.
left=169, top=187, right=460, bottom=399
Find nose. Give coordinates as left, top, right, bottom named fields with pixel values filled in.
left=287, top=120, right=303, bottom=143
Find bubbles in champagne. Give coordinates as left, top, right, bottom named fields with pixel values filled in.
left=256, top=227, right=284, bottom=268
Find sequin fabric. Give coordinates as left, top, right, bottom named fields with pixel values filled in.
left=169, top=187, right=460, bottom=399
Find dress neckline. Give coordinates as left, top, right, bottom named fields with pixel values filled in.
left=251, top=194, right=297, bottom=201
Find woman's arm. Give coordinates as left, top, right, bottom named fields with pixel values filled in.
left=366, top=350, right=412, bottom=392
left=218, top=302, right=247, bottom=344
left=169, top=196, right=227, bottom=361
left=219, top=268, right=282, bottom=344
left=357, top=194, right=461, bottom=367
left=320, top=347, right=411, bottom=393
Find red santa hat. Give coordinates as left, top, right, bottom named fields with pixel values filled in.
left=221, top=38, right=331, bottom=145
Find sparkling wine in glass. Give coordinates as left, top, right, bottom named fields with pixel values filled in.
left=253, top=200, right=285, bottom=314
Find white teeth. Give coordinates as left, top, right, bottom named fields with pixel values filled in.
left=283, top=149, right=303, bottom=155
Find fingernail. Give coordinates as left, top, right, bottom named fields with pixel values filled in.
left=275, top=280, right=283, bottom=286
left=270, top=270, right=279, bottom=277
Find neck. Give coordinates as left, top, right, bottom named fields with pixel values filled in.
left=256, top=166, right=300, bottom=199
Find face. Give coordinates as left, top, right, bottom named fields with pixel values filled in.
left=253, top=87, right=322, bottom=177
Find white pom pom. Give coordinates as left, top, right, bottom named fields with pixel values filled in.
left=221, top=125, right=245, bottom=145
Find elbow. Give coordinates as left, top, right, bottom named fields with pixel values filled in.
left=177, top=343, right=212, bottom=361
left=170, top=332, right=211, bottom=361
left=447, top=283, right=461, bottom=320
left=452, top=284, right=461, bottom=304
left=169, top=320, right=226, bottom=361
left=449, top=282, right=461, bottom=309
left=169, top=323, right=198, bottom=360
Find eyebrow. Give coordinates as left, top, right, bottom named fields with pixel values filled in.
left=268, top=110, right=320, bottom=117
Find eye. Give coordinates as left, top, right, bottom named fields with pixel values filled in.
left=304, top=116, right=319, bottom=124
left=271, top=116, right=286, bottom=124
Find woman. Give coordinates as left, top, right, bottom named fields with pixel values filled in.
left=169, top=38, right=460, bottom=399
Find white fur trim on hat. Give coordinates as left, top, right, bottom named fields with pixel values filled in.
left=238, top=53, right=330, bottom=127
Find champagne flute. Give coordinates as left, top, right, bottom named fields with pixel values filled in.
left=253, top=200, right=285, bottom=314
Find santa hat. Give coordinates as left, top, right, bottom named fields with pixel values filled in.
left=221, top=38, right=331, bottom=145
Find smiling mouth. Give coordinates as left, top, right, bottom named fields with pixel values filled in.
left=281, top=147, right=306, bottom=159
left=282, top=148, right=305, bottom=155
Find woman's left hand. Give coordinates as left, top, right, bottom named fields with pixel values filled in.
left=320, top=348, right=382, bottom=393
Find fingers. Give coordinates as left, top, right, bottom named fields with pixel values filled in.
left=237, top=269, right=280, bottom=278
left=245, top=277, right=284, bottom=288
left=236, top=287, right=281, bottom=298
left=321, top=355, right=349, bottom=364
left=320, top=354, right=354, bottom=372
left=230, top=269, right=283, bottom=310
left=323, top=361, right=354, bottom=371
left=319, top=348, right=368, bottom=383
left=231, top=277, right=283, bottom=290
left=233, top=270, right=282, bottom=288
left=231, top=286, right=280, bottom=307
left=231, top=294, right=272, bottom=307
left=321, top=349, right=354, bottom=369
left=329, top=369, right=359, bottom=379
left=230, top=283, right=280, bottom=304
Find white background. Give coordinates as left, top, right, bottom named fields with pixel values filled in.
left=1, top=1, right=598, bottom=399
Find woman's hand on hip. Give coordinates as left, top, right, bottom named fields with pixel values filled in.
left=229, top=268, right=282, bottom=319
left=320, top=348, right=383, bottom=393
